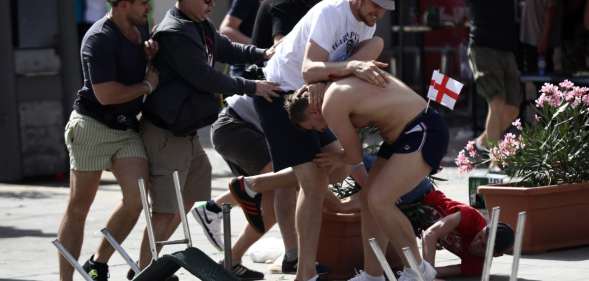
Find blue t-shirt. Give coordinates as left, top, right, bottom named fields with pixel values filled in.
left=73, top=16, right=148, bottom=129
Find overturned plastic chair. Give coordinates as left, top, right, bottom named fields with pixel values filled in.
left=54, top=170, right=238, bottom=281
left=110, top=171, right=238, bottom=280
left=127, top=171, right=237, bottom=281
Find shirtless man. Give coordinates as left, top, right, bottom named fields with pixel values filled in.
left=285, top=76, right=449, bottom=281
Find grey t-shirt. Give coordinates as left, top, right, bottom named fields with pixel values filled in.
left=225, top=94, right=263, bottom=132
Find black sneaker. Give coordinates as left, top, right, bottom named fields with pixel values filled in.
left=228, top=176, right=265, bottom=233
left=281, top=256, right=329, bottom=277
left=82, top=255, right=109, bottom=281
left=231, top=264, right=264, bottom=281
left=127, top=267, right=179, bottom=281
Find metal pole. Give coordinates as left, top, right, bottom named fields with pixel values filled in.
left=510, top=211, right=527, bottom=281
left=138, top=178, right=158, bottom=261
left=52, top=240, right=94, bottom=281
left=172, top=171, right=193, bottom=248
left=482, top=206, right=501, bottom=281
left=223, top=203, right=232, bottom=271
left=100, top=228, right=141, bottom=274
left=368, top=238, right=398, bottom=281
left=401, top=247, right=425, bottom=281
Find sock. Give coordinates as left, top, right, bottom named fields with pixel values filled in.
left=205, top=200, right=222, bottom=213
left=361, top=272, right=385, bottom=281
left=285, top=248, right=298, bottom=262
left=475, top=138, right=489, bottom=151
left=243, top=178, right=258, bottom=198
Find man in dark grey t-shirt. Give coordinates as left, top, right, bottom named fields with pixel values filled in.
left=57, top=1, right=158, bottom=281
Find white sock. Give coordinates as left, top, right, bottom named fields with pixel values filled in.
left=307, top=275, right=319, bottom=281
left=243, top=178, right=258, bottom=198
left=361, top=272, right=385, bottom=281
left=475, top=138, right=489, bottom=151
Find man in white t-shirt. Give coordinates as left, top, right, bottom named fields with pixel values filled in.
left=225, top=1, right=394, bottom=280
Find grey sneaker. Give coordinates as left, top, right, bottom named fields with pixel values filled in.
left=192, top=201, right=224, bottom=251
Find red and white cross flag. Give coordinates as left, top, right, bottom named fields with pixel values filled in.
left=427, top=70, right=463, bottom=110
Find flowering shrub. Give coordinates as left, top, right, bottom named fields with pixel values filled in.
left=456, top=80, right=589, bottom=187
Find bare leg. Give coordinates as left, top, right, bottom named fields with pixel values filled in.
left=245, top=167, right=298, bottom=193
left=58, top=170, right=102, bottom=281
left=274, top=186, right=298, bottom=256
left=213, top=191, right=237, bottom=206
left=232, top=190, right=277, bottom=263
left=293, top=162, right=329, bottom=281
left=359, top=158, right=392, bottom=277
left=94, top=157, right=147, bottom=263
left=478, top=96, right=519, bottom=145
left=367, top=152, right=431, bottom=266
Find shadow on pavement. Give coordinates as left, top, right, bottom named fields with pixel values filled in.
left=521, top=246, right=589, bottom=262
left=0, top=226, right=56, bottom=238
left=0, top=191, right=53, bottom=199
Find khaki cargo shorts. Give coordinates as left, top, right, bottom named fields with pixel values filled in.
left=468, top=46, right=523, bottom=106
left=64, top=110, right=147, bottom=171
left=141, top=120, right=212, bottom=214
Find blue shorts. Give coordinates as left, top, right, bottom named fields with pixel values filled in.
left=363, top=154, right=434, bottom=204
left=376, top=110, right=449, bottom=175
left=254, top=94, right=337, bottom=171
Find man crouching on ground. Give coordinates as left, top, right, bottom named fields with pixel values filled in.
left=285, top=76, right=449, bottom=281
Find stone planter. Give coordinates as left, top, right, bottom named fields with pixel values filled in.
left=478, top=182, right=589, bottom=254
left=316, top=210, right=403, bottom=280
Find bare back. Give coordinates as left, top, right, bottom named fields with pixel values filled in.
left=322, top=76, right=427, bottom=143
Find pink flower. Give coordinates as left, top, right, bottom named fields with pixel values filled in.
left=512, top=118, right=522, bottom=130
left=465, top=141, right=477, bottom=157
left=559, top=80, right=574, bottom=89
left=455, top=150, right=474, bottom=173
left=537, top=83, right=563, bottom=108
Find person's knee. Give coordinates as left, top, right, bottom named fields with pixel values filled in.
left=355, top=36, right=384, bottom=60
left=365, top=188, right=392, bottom=215
left=294, top=163, right=328, bottom=193
left=121, top=196, right=143, bottom=216
left=65, top=198, right=94, bottom=219
left=365, top=36, right=384, bottom=54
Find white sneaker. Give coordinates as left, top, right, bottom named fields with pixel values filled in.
left=397, top=261, right=436, bottom=281
left=191, top=201, right=224, bottom=251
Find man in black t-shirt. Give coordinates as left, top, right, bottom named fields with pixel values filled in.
left=466, top=0, right=523, bottom=172
left=58, top=1, right=159, bottom=281
left=251, top=0, right=320, bottom=48
left=220, top=0, right=261, bottom=77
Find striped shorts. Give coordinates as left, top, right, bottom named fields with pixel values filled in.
left=64, top=110, right=147, bottom=171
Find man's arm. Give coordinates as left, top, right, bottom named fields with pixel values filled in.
left=93, top=69, right=157, bottom=105
left=214, top=32, right=269, bottom=64
left=302, top=39, right=389, bottom=87
left=422, top=212, right=461, bottom=267
left=159, top=33, right=256, bottom=95
left=319, top=95, right=363, bottom=165
left=220, top=15, right=251, bottom=44
left=85, top=33, right=158, bottom=105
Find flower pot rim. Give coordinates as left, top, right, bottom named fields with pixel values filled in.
left=478, top=181, right=589, bottom=196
